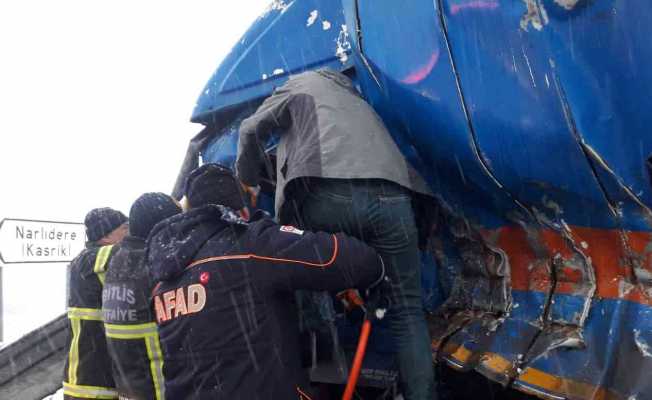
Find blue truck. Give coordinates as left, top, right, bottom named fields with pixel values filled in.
left=183, top=1, right=652, bottom=399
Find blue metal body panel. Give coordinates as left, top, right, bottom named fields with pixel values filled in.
left=192, top=0, right=352, bottom=122
left=193, top=1, right=652, bottom=398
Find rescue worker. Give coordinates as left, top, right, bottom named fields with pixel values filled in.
left=102, top=193, right=182, bottom=400
left=236, top=68, right=436, bottom=399
left=148, top=164, right=387, bottom=399
left=63, top=207, right=128, bottom=400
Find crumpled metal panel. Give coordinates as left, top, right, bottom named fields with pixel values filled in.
left=193, top=0, right=652, bottom=398
left=342, top=0, right=652, bottom=398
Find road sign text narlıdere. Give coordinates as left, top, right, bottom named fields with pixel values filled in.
left=0, top=219, right=86, bottom=264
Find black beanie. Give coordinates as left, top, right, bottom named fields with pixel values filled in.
left=84, top=207, right=128, bottom=242
left=129, top=192, right=182, bottom=239
left=185, top=163, right=245, bottom=210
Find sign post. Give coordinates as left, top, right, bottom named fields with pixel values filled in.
left=0, top=265, right=3, bottom=345
left=0, top=218, right=85, bottom=343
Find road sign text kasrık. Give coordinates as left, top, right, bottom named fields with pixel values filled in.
left=0, top=219, right=86, bottom=264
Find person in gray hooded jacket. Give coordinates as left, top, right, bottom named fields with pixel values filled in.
left=236, top=68, right=436, bottom=399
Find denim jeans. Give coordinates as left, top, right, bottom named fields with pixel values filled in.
left=285, top=178, right=436, bottom=400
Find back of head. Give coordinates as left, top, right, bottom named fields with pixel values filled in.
left=84, top=207, right=128, bottom=243
left=185, top=163, right=245, bottom=210
left=129, top=192, right=182, bottom=239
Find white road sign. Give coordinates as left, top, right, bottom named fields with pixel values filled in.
left=0, top=219, right=86, bottom=264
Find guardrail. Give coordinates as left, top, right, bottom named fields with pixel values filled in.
left=0, top=313, right=67, bottom=399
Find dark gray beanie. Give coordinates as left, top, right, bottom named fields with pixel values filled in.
left=185, top=163, right=245, bottom=210
left=84, top=207, right=128, bottom=242
left=129, top=193, right=182, bottom=239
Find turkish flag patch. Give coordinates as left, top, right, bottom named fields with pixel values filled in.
left=280, top=225, right=304, bottom=235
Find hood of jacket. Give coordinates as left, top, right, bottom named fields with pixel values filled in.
left=147, top=205, right=248, bottom=282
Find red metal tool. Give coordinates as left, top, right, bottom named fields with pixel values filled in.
left=342, top=318, right=372, bottom=400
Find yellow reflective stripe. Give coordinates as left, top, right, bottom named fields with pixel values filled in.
left=94, top=245, right=114, bottom=285
left=63, top=382, right=118, bottom=399
left=104, top=323, right=165, bottom=399
left=105, top=322, right=157, bottom=331
left=104, top=322, right=158, bottom=339
left=145, top=332, right=166, bottom=400
left=94, top=245, right=113, bottom=273
left=68, top=317, right=82, bottom=385
left=68, top=307, right=103, bottom=321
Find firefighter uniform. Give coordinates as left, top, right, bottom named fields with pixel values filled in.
left=147, top=205, right=384, bottom=399
left=64, top=244, right=118, bottom=400
left=102, top=236, right=165, bottom=400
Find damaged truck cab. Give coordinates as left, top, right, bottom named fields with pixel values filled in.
left=184, top=1, right=652, bottom=399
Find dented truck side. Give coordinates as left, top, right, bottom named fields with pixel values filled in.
left=190, top=0, right=652, bottom=399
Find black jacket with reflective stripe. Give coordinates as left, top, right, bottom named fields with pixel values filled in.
left=148, top=206, right=383, bottom=400
left=63, top=244, right=117, bottom=399
left=103, top=236, right=165, bottom=400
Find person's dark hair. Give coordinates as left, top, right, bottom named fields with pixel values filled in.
left=84, top=208, right=128, bottom=242
left=129, top=192, right=182, bottom=239
left=184, top=163, right=245, bottom=210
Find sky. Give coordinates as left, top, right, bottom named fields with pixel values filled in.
left=0, top=0, right=270, bottom=220
left=0, top=0, right=270, bottom=343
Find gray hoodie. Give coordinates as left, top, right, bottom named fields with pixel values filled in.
left=236, top=68, right=432, bottom=218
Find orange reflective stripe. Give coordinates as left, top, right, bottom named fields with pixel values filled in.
left=186, top=234, right=339, bottom=269
left=438, top=342, right=622, bottom=400
left=187, top=255, right=250, bottom=268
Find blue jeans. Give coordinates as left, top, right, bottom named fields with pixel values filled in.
left=286, top=178, right=436, bottom=400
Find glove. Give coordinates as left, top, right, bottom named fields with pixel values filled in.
left=363, top=257, right=392, bottom=321
left=336, top=289, right=365, bottom=311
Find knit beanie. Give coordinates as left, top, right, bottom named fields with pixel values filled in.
left=129, top=192, right=182, bottom=239
left=84, top=207, right=128, bottom=242
left=184, top=163, right=245, bottom=210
